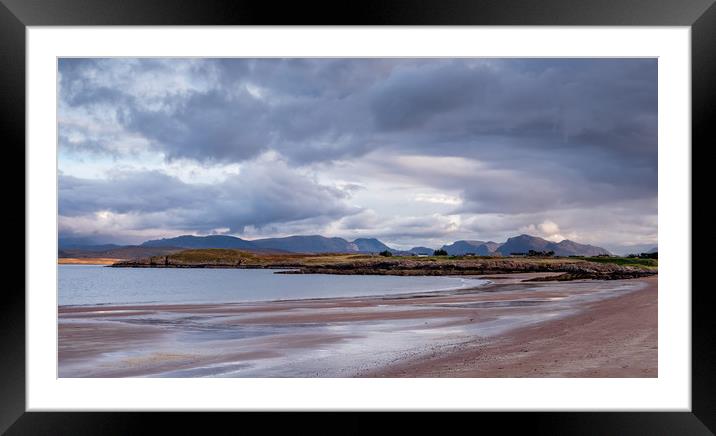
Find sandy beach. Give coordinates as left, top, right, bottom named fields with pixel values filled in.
left=58, top=273, right=657, bottom=377
left=367, top=275, right=657, bottom=377
left=58, top=258, right=124, bottom=265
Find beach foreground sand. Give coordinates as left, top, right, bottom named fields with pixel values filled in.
left=366, top=275, right=657, bottom=377
left=59, top=274, right=656, bottom=377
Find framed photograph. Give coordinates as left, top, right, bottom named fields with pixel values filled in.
left=4, top=0, right=713, bottom=433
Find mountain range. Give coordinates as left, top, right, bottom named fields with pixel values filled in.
left=60, top=233, right=611, bottom=257
left=438, top=235, right=609, bottom=257
left=494, top=234, right=610, bottom=257
left=140, top=234, right=391, bottom=254
left=440, top=240, right=501, bottom=256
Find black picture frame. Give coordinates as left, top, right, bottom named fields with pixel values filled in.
left=3, top=0, right=713, bottom=433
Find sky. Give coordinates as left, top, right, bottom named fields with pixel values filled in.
left=58, top=58, right=658, bottom=254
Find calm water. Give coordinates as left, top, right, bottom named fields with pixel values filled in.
left=58, top=265, right=487, bottom=306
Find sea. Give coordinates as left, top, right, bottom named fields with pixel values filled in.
left=58, top=264, right=488, bottom=306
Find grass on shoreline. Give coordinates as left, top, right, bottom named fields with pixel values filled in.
left=574, top=256, right=658, bottom=269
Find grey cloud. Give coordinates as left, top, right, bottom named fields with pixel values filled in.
left=121, top=89, right=270, bottom=163
left=60, top=171, right=206, bottom=216
left=369, top=61, right=495, bottom=131
left=369, top=59, right=656, bottom=153
left=59, top=59, right=657, bottom=174
left=59, top=165, right=360, bottom=236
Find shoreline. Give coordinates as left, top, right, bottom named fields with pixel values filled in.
left=57, top=272, right=573, bottom=309
left=59, top=258, right=123, bottom=265
left=107, top=250, right=657, bottom=281
left=58, top=280, right=493, bottom=309
left=58, top=274, right=656, bottom=377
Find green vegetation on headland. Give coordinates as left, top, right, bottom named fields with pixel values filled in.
left=110, top=249, right=657, bottom=281
left=574, top=256, right=658, bottom=269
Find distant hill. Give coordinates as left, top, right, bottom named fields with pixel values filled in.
left=251, top=235, right=356, bottom=253
left=141, top=235, right=259, bottom=250
left=647, top=246, right=658, bottom=253
left=441, top=240, right=502, bottom=256
left=496, top=234, right=610, bottom=256
left=351, top=238, right=393, bottom=253
left=552, top=239, right=611, bottom=256
left=407, top=246, right=434, bottom=255
left=141, top=234, right=398, bottom=254
left=497, top=235, right=552, bottom=255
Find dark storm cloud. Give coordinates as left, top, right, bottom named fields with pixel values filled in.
left=371, top=59, right=657, bottom=156
left=369, top=62, right=496, bottom=131
left=121, top=89, right=269, bottom=162
left=59, top=58, right=396, bottom=162
left=58, top=57, right=656, bottom=166
left=59, top=167, right=359, bottom=234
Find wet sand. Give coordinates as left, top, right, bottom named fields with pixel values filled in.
left=58, top=273, right=656, bottom=377
left=367, top=275, right=657, bottom=377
